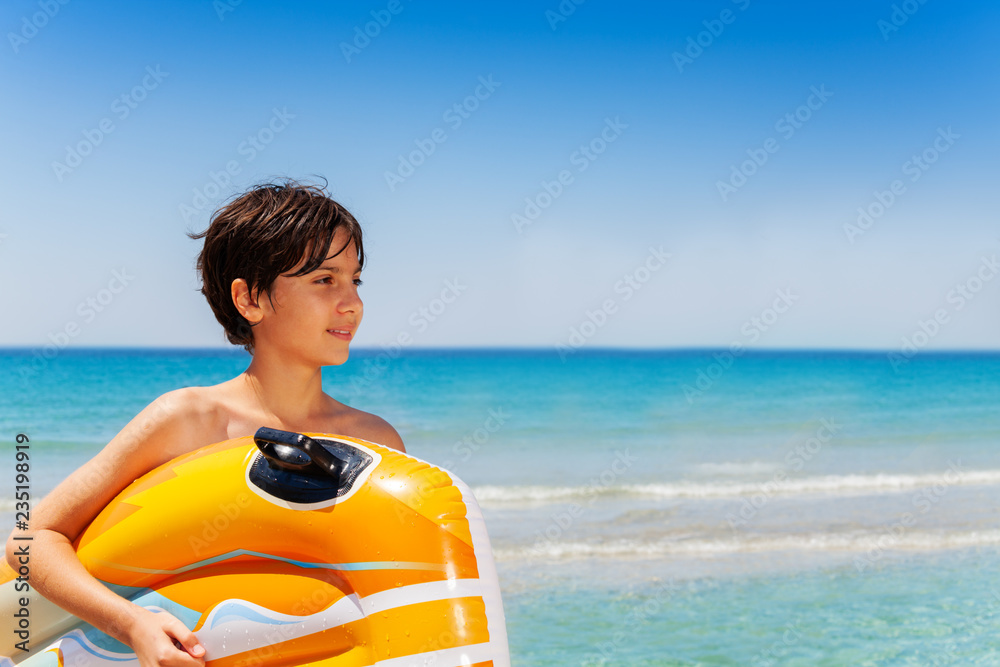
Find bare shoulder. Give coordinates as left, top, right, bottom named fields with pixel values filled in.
left=338, top=406, right=406, bottom=453
left=119, top=386, right=221, bottom=460
left=149, top=386, right=219, bottom=433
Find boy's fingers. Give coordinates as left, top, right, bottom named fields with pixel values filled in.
left=164, top=618, right=206, bottom=659
left=164, top=644, right=206, bottom=667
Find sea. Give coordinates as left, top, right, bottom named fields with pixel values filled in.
left=2, top=347, right=1000, bottom=665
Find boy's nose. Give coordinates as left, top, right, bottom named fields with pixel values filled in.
left=338, top=291, right=362, bottom=314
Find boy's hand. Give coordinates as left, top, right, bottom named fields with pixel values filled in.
left=127, top=607, right=207, bottom=667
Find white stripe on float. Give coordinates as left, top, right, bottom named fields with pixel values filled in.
left=360, top=578, right=486, bottom=615
left=446, top=474, right=511, bottom=666
left=197, top=578, right=487, bottom=660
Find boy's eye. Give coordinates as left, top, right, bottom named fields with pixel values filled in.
left=315, top=276, right=363, bottom=286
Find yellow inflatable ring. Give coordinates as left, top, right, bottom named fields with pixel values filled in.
left=1, top=428, right=510, bottom=667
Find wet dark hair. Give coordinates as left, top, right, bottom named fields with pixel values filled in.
left=187, top=178, right=365, bottom=354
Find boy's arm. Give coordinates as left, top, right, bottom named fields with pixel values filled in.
left=4, top=389, right=209, bottom=666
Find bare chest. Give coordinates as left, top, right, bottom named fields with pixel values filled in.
left=221, top=411, right=364, bottom=443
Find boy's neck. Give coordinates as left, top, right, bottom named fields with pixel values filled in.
left=239, top=354, right=330, bottom=428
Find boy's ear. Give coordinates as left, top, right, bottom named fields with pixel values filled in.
left=231, top=278, right=263, bottom=323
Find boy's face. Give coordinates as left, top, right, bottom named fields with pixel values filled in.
left=248, top=228, right=363, bottom=366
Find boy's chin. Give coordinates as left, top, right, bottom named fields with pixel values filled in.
left=321, top=350, right=350, bottom=366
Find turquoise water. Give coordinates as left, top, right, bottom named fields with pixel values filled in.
left=507, top=550, right=1000, bottom=665
left=3, top=348, right=1000, bottom=664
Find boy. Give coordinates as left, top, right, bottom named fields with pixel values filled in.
left=5, top=179, right=405, bottom=667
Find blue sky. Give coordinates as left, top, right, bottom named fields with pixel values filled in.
left=1, top=0, right=998, bottom=350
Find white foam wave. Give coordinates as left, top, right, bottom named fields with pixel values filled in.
left=496, top=529, right=1000, bottom=560
left=473, top=467, right=1000, bottom=504
left=693, top=461, right=782, bottom=476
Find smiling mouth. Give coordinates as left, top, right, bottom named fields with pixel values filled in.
left=328, top=329, right=353, bottom=338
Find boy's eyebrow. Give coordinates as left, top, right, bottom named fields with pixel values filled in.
left=313, top=263, right=362, bottom=274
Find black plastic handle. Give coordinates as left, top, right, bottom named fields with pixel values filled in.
left=253, top=427, right=344, bottom=481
